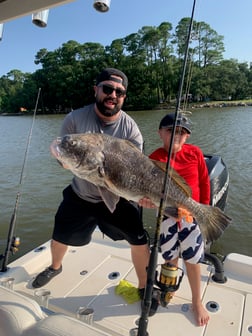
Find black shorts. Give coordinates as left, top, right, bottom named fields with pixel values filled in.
left=52, top=185, right=148, bottom=246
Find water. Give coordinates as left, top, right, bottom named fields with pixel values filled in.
left=0, top=107, right=251, bottom=263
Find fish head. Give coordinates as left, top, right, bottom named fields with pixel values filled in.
left=50, top=133, right=105, bottom=180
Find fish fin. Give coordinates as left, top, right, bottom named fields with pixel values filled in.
left=98, top=187, right=120, bottom=213
left=151, top=159, right=167, bottom=171
left=151, top=160, right=192, bottom=197
left=164, top=207, right=193, bottom=223
left=195, top=204, right=232, bottom=243
left=164, top=207, right=179, bottom=218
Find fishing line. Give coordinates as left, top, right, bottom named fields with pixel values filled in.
left=159, top=0, right=197, bottom=262
left=137, top=1, right=197, bottom=334
left=0, top=88, right=41, bottom=272
left=164, top=16, right=198, bottom=196
left=182, top=57, right=194, bottom=110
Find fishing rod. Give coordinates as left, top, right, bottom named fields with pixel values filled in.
left=137, top=1, right=197, bottom=335
left=0, top=88, right=41, bottom=273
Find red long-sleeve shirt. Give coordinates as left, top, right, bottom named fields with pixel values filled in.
left=149, top=144, right=210, bottom=204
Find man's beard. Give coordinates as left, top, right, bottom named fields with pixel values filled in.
left=96, top=98, right=121, bottom=117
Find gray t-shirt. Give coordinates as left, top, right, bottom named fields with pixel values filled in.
left=60, top=103, right=143, bottom=203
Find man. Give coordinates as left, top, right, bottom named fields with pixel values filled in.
left=32, top=68, right=150, bottom=294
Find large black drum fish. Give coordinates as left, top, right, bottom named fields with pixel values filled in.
left=50, top=133, right=231, bottom=243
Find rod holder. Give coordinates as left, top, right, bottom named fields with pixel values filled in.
left=76, top=307, right=94, bottom=325
left=0, top=23, right=3, bottom=41
left=0, top=277, right=14, bottom=290
left=32, top=9, right=49, bottom=28
left=34, top=288, right=51, bottom=308
left=93, top=0, right=111, bottom=12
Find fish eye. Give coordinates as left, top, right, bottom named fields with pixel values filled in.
left=68, top=139, right=77, bottom=147
left=62, top=135, right=74, bottom=146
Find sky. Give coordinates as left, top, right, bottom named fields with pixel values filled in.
left=1, top=0, right=252, bottom=77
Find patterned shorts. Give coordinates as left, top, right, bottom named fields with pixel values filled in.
left=160, top=217, right=204, bottom=264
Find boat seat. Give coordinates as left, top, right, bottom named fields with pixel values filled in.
left=0, top=285, right=45, bottom=336
left=0, top=286, right=111, bottom=336
left=22, top=314, right=111, bottom=336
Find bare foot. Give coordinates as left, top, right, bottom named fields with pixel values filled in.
left=192, top=301, right=210, bottom=326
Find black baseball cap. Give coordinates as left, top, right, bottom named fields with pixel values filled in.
left=96, top=68, right=128, bottom=89
left=159, top=113, right=192, bottom=134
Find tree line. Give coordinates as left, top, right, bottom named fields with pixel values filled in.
left=1, top=17, right=252, bottom=114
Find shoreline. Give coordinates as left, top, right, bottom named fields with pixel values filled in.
left=153, top=100, right=252, bottom=111
left=1, top=101, right=252, bottom=116
left=190, top=101, right=252, bottom=109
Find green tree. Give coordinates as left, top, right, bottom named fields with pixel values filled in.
left=1, top=18, right=251, bottom=112
left=174, top=19, right=225, bottom=67
left=0, top=70, right=29, bottom=112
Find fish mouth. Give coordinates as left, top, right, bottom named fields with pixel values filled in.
left=50, top=137, right=81, bottom=170
left=50, top=138, right=62, bottom=159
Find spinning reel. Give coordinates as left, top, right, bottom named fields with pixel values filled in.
left=155, top=262, right=184, bottom=307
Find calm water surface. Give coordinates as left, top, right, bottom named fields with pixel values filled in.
left=0, top=107, right=251, bottom=263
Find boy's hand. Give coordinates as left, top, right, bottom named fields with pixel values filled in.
left=177, top=208, right=193, bottom=223
left=138, top=198, right=193, bottom=224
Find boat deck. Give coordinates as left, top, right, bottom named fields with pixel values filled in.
left=1, top=231, right=252, bottom=336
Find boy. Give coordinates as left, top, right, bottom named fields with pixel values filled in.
left=140, top=112, right=210, bottom=326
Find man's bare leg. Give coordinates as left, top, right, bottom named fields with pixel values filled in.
left=130, top=243, right=150, bottom=289
left=50, top=239, right=68, bottom=270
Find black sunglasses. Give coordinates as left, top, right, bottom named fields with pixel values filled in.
left=98, top=84, right=126, bottom=98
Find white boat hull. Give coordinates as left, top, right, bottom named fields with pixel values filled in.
left=1, top=231, right=252, bottom=336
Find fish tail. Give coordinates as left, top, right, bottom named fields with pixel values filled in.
left=194, top=204, right=232, bottom=243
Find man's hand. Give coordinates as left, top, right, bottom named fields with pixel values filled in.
left=138, top=197, right=156, bottom=209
